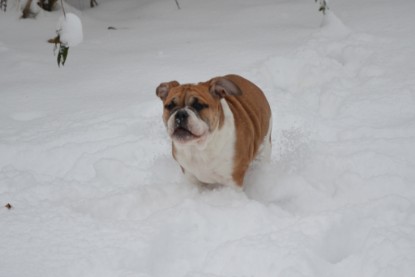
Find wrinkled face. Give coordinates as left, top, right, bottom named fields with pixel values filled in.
left=159, top=84, right=222, bottom=146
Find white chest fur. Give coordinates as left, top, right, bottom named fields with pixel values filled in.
left=173, top=99, right=237, bottom=186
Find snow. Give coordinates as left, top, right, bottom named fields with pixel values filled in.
left=57, top=13, right=83, bottom=47
left=1, top=0, right=415, bottom=276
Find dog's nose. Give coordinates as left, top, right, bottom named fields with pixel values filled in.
left=175, top=110, right=188, bottom=125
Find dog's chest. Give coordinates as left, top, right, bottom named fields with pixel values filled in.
left=175, top=141, right=235, bottom=185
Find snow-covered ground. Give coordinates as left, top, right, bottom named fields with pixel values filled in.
left=1, top=0, right=415, bottom=276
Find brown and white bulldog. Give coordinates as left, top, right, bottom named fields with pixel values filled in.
left=156, top=74, right=272, bottom=188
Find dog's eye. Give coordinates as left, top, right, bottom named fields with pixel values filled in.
left=192, top=101, right=208, bottom=112
left=165, top=102, right=176, bottom=111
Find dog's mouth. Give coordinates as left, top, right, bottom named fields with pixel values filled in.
left=172, top=127, right=200, bottom=142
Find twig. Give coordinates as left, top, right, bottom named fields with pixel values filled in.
left=60, top=0, right=66, bottom=18
left=174, top=0, right=180, bottom=10
left=90, top=0, right=98, bottom=8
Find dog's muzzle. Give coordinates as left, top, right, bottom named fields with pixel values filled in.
left=171, top=109, right=195, bottom=141
left=175, top=110, right=189, bottom=128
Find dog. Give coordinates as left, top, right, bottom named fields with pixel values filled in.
left=156, top=74, right=272, bottom=188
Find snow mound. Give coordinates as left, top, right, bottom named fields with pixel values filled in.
left=320, top=10, right=351, bottom=38
left=57, top=13, right=83, bottom=47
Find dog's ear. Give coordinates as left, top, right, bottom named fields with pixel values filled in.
left=156, top=81, right=180, bottom=101
left=209, top=77, right=242, bottom=99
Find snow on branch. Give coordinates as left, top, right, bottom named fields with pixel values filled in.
left=49, top=13, right=83, bottom=66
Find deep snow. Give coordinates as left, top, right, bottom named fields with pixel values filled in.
left=1, top=0, right=415, bottom=276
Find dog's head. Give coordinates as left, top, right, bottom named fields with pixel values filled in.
left=156, top=77, right=241, bottom=146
